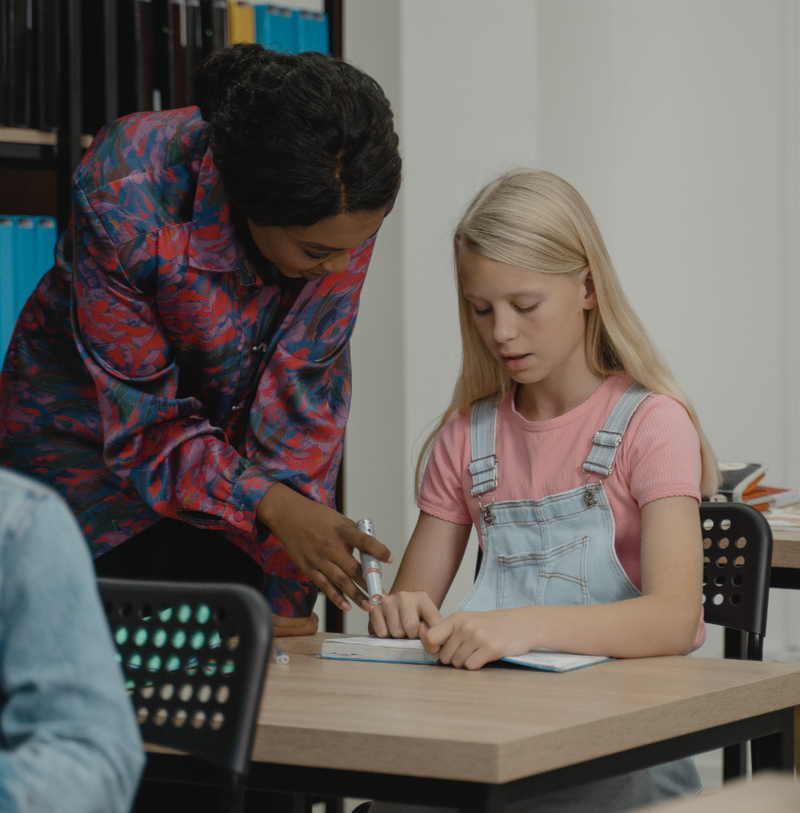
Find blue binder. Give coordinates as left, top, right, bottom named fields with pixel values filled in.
left=35, top=216, right=57, bottom=280
left=0, top=216, right=57, bottom=361
left=296, top=9, right=328, bottom=55
left=255, top=4, right=296, bottom=53
left=255, top=6, right=329, bottom=55
left=11, top=216, right=36, bottom=318
left=0, top=217, right=14, bottom=360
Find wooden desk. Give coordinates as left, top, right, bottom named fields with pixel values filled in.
left=770, top=526, right=800, bottom=588
left=145, top=634, right=800, bottom=813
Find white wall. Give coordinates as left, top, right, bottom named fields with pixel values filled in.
left=538, top=0, right=798, bottom=480
left=340, top=0, right=800, bottom=661
left=343, top=0, right=538, bottom=632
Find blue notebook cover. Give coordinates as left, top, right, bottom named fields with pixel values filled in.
left=0, top=217, right=15, bottom=359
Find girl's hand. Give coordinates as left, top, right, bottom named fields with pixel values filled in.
left=368, top=591, right=443, bottom=639
left=424, top=609, right=532, bottom=671
left=256, top=483, right=393, bottom=612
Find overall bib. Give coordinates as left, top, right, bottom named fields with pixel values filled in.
left=458, top=384, right=702, bottom=811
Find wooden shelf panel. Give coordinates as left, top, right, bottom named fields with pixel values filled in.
left=0, top=128, right=94, bottom=148
left=0, top=127, right=58, bottom=146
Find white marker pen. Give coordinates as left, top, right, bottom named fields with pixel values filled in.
left=356, top=517, right=383, bottom=604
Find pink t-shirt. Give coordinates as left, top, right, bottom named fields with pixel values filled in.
left=418, top=374, right=706, bottom=647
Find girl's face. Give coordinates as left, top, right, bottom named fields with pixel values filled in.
left=459, top=249, right=597, bottom=396
left=248, top=209, right=385, bottom=281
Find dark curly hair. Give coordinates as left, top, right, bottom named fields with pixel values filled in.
left=193, top=43, right=401, bottom=226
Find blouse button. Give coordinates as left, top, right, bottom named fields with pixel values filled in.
left=233, top=511, right=244, bottom=522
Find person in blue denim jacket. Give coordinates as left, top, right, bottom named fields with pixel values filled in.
left=0, top=467, right=145, bottom=813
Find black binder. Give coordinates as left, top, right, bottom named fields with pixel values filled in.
left=32, top=0, right=59, bottom=131
left=0, top=0, right=9, bottom=126
left=118, top=0, right=154, bottom=115
left=199, top=0, right=228, bottom=60
left=169, top=0, right=188, bottom=108
left=7, top=0, right=33, bottom=127
left=184, top=0, right=201, bottom=106
left=81, top=0, right=107, bottom=134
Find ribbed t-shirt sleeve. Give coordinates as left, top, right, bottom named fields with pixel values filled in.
left=623, top=394, right=703, bottom=507
left=418, top=412, right=474, bottom=525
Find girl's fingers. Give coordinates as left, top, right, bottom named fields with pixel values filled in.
left=369, top=607, right=389, bottom=637
left=399, top=604, right=423, bottom=639
left=419, top=597, right=444, bottom=629
left=423, top=619, right=451, bottom=654
left=386, top=604, right=408, bottom=638
left=463, top=649, right=492, bottom=671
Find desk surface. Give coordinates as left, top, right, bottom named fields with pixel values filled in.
left=252, top=634, right=800, bottom=785
left=771, top=528, right=800, bottom=569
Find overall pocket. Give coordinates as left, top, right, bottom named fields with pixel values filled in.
left=497, top=536, right=590, bottom=608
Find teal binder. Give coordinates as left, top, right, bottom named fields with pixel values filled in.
left=4, top=216, right=55, bottom=353
left=11, top=216, right=36, bottom=318
left=297, top=9, right=328, bottom=55
left=35, top=216, right=57, bottom=280
left=0, top=217, right=14, bottom=360
left=255, top=4, right=296, bottom=53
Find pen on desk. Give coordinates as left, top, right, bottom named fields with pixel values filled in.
left=273, top=644, right=290, bottom=665
left=356, top=517, right=383, bottom=604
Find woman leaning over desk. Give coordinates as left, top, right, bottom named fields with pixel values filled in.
left=0, top=43, right=401, bottom=630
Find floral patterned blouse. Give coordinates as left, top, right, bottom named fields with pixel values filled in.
left=0, top=107, right=387, bottom=617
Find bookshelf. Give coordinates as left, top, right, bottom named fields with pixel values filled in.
left=1, top=0, right=342, bottom=226
left=2, top=0, right=346, bottom=633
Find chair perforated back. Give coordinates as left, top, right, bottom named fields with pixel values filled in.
left=699, top=502, right=773, bottom=782
left=98, top=578, right=272, bottom=811
left=700, top=502, right=773, bottom=659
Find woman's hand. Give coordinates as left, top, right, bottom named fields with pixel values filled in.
left=368, top=591, right=443, bottom=639
left=257, top=483, right=393, bottom=612
left=424, top=609, right=533, bottom=671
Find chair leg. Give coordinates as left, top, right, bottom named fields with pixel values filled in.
left=269, top=792, right=308, bottom=813
left=796, top=705, right=800, bottom=774
left=723, top=743, right=746, bottom=782
left=222, top=772, right=245, bottom=813
left=723, top=628, right=746, bottom=660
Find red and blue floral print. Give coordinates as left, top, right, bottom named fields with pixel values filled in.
left=0, top=107, right=384, bottom=617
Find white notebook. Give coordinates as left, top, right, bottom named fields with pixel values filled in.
left=319, top=636, right=612, bottom=672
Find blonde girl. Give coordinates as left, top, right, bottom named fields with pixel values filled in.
left=369, top=168, right=717, bottom=810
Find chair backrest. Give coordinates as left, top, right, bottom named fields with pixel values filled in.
left=700, top=502, right=773, bottom=642
left=98, top=578, right=272, bottom=779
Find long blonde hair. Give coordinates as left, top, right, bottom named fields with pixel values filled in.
left=417, top=168, right=719, bottom=496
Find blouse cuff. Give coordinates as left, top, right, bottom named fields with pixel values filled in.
left=225, top=468, right=278, bottom=533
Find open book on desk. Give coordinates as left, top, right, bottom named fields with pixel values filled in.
left=319, top=636, right=612, bottom=672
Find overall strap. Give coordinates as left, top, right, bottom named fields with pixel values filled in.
left=582, top=384, right=652, bottom=478
left=468, top=398, right=499, bottom=496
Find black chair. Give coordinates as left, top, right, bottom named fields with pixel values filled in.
left=98, top=578, right=273, bottom=813
left=699, top=502, right=774, bottom=781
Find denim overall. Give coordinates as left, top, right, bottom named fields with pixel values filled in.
left=457, top=384, right=702, bottom=811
